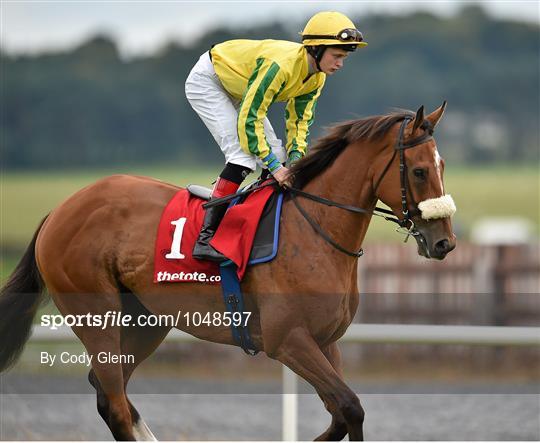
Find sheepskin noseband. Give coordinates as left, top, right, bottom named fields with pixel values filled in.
left=418, top=195, right=456, bottom=220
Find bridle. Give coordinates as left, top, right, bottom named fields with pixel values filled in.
left=372, top=117, right=435, bottom=235
left=288, top=117, right=434, bottom=257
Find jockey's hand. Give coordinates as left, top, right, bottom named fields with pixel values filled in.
left=272, top=166, right=292, bottom=188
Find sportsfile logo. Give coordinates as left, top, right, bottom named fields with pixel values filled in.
left=155, top=270, right=221, bottom=282
left=41, top=311, right=182, bottom=330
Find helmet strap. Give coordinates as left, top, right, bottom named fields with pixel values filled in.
left=306, top=46, right=326, bottom=72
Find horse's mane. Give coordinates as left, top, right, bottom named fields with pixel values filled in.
left=291, top=110, right=415, bottom=188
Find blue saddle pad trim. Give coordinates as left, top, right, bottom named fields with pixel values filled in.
left=248, top=192, right=283, bottom=265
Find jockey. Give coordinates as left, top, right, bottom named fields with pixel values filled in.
left=185, top=11, right=367, bottom=261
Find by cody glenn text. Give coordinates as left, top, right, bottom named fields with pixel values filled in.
left=40, top=351, right=134, bottom=367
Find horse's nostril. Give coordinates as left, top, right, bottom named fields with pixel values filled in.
left=435, top=239, right=449, bottom=252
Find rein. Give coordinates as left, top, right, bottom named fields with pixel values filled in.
left=287, top=187, right=401, bottom=257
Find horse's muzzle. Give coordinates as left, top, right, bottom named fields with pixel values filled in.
left=416, top=233, right=456, bottom=260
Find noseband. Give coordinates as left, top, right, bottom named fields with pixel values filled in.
left=288, top=117, right=435, bottom=257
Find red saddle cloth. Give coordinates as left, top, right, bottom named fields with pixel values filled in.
left=154, top=185, right=275, bottom=283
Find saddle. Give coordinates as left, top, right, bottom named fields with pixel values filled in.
left=186, top=183, right=283, bottom=264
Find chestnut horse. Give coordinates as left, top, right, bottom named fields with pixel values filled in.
left=0, top=104, right=455, bottom=441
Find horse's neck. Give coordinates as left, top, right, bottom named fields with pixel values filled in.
left=301, top=141, right=379, bottom=265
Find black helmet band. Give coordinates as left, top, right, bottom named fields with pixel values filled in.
left=302, top=28, right=364, bottom=43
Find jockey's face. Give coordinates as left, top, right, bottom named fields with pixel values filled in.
left=319, top=47, right=350, bottom=75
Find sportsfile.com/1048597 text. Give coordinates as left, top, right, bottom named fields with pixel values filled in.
left=40, top=311, right=252, bottom=330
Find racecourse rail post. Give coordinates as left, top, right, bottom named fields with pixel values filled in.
left=282, top=365, right=298, bottom=441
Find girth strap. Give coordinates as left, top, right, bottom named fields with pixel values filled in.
left=219, top=262, right=259, bottom=355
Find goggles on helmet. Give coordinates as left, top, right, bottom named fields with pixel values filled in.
left=302, top=28, right=364, bottom=43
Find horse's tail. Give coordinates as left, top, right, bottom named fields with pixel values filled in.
left=0, top=216, right=48, bottom=372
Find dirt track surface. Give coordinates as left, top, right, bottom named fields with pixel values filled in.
left=1, top=375, right=539, bottom=440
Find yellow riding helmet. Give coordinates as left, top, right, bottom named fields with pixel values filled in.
left=301, top=11, right=368, bottom=48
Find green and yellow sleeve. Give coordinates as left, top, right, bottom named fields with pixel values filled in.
left=285, top=87, right=321, bottom=164
left=237, top=58, right=287, bottom=172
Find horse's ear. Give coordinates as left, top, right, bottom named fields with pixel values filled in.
left=412, top=105, right=425, bottom=133
left=426, top=100, right=447, bottom=128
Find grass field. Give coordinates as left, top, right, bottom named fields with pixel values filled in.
left=1, top=164, right=538, bottom=275
left=1, top=166, right=218, bottom=248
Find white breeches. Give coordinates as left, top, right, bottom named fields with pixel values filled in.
left=185, top=51, right=286, bottom=171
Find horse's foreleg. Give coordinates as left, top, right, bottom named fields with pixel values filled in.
left=314, top=342, right=348, bottom=441
left=271, top=330, right=364, bottom=441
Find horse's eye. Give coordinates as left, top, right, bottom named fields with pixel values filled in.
left=413, top=168, right=426, bottom=180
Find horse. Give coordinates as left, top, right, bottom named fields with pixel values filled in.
left=0, top=103, right=456, bottom=441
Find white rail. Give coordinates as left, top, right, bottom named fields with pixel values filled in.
left=340, top=323, right=540, bottom=346
left=29, top=323, right=540, bottom=441
left=31, top=323, right=540, bottom=345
